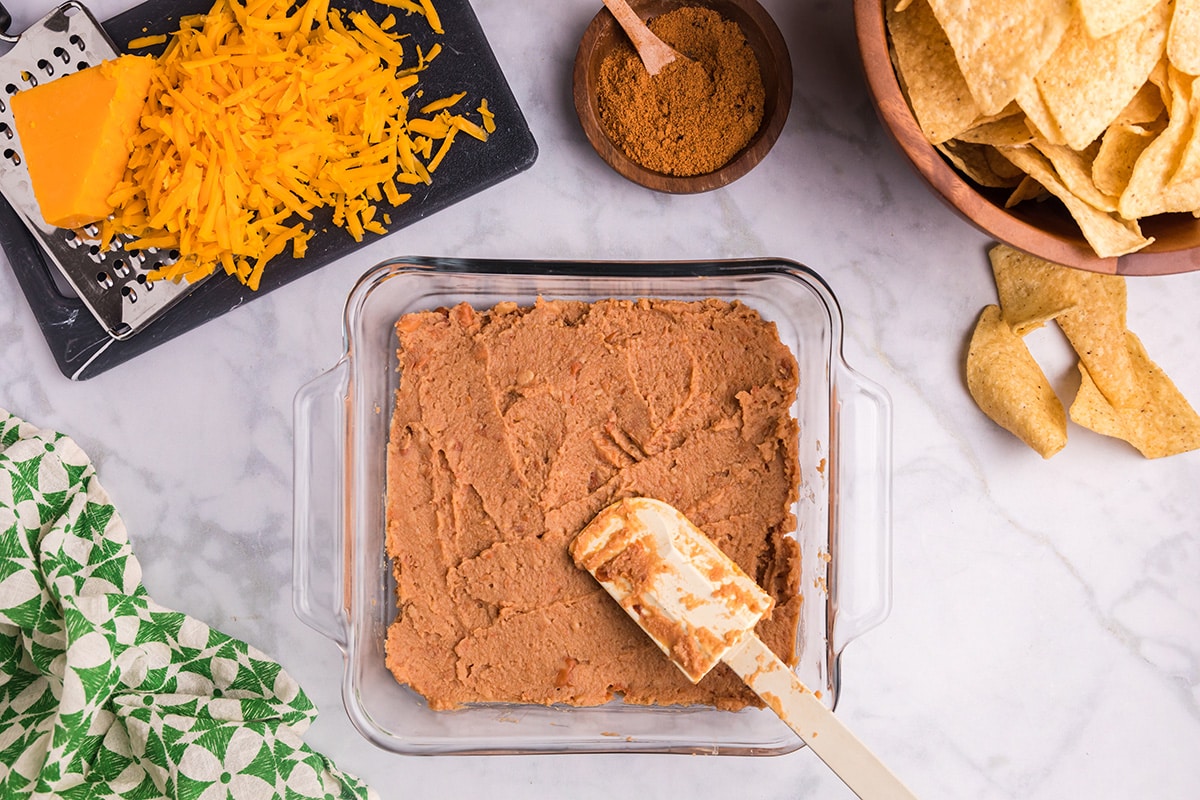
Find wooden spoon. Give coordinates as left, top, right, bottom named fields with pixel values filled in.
left=601, top=0, right=682, bottom=75
left=571, top=497, right=920, bottom=800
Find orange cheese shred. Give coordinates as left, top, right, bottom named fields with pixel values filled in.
left=420, top=91, right=466, bottom=114
left=478, top=98, right=496, bottom=133
left=127, top=34, right=169, bottom=49
left=417, top=0, right=444, bottom=34
left=375, top=0, right=424, bottom=16
left=96, top=0, right=491, bottom=288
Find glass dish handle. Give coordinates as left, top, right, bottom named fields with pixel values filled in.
left=292, top=360, right=351, bottom=648
left=830, top=364, right=893, bottom=655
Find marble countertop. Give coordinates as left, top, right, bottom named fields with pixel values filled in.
left=4, top=1, right=1200, bottom=797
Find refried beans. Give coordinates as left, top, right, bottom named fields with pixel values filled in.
left=384, top=297, right=802, bottom=710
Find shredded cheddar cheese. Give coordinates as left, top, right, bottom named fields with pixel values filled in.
left=127, top=34, right=168, bottom=49
left=99, top=0, right=493, bottom=290
left=417, top=0, right=444, bottom=34
left=478, top=98, right=496, bottom=134
left=419, top=91, right=466, bottom=114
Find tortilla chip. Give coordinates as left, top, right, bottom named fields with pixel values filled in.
left=1093, top=122, right=1159, bottom=196
left=1119, top=67, right=1200, bottom=218
left=1070, top=331, right=1200, bottom=458
left=1015, top=78, right=1067, bottom=144
left=1057, top=302, right=1139, bottom=414
left=938, top=140, right=1023, bottom=188
left=1112, top=80, right=1167, bottom=127
left=1035, top=3, right=1171, bottom=151
left=1168, top=77, right=1200, bottom=186
left=926, top=0, right=1072, bottom=115
left=1033, top=139, right=1117, bottom=212
left=957, top=113, right=1037, bottom=147
left=1001, top=145, right=1153, bottom=258
left=989, top=243, right=1080, bottom=334
left=1078, top=0, right=1158, bottom=39
left=985, top=146, right=1028, bottom=182
left=1005, top=175, right=1046, bottom=207
left=1168, top=0, right=1200, bottom=75
left=979, top=102, right=1025, bottom=124
left=967, top=305, right=1067, bottom=458
left=1147, top=58, right=1172, bottom=109
left=886, top=0, right=983, bottom=144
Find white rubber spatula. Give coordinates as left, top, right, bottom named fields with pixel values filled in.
left=571, top=497, right=919, bottom=800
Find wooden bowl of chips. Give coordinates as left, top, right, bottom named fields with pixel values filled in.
left=854, top=0, right=1200, bottom=276
left=573, top=0, right=792, bottom=194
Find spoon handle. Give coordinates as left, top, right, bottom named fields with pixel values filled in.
left=601, top=0, right=678, bottom=75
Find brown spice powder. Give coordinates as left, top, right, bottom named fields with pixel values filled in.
left=597, top=6, right=765, bottom=177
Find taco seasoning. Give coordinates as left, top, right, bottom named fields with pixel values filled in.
left=596, top=6, right=765, bottom=177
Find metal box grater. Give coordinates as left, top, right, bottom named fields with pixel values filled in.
left=0, top=1, right=205, bottom=340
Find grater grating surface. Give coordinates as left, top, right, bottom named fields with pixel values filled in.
left=0, top=1, right=205, bottom=341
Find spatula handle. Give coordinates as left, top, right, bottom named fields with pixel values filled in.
left=724, top=635, right=919, bottom=800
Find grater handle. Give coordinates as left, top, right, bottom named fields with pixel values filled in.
left=0, top=5, right=12, bottom=39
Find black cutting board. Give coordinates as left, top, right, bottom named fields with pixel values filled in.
left=0, top=0, right=537, bottom=380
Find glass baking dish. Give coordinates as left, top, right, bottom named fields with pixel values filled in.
left=292, top=257, right=892, bottom=755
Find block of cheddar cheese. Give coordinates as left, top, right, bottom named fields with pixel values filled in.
left=12, top=55, right=154, bottom=229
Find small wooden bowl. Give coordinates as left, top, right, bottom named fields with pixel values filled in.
left=854, top=0, right=1200, bottom=276
left=573, top=0, right=792, bottom=194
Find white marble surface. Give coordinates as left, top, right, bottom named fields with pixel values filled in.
left=4, top=1, right=1200, bottom=798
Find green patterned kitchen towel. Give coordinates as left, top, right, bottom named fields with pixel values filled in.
left=0, top=408, right=376, bottom=800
